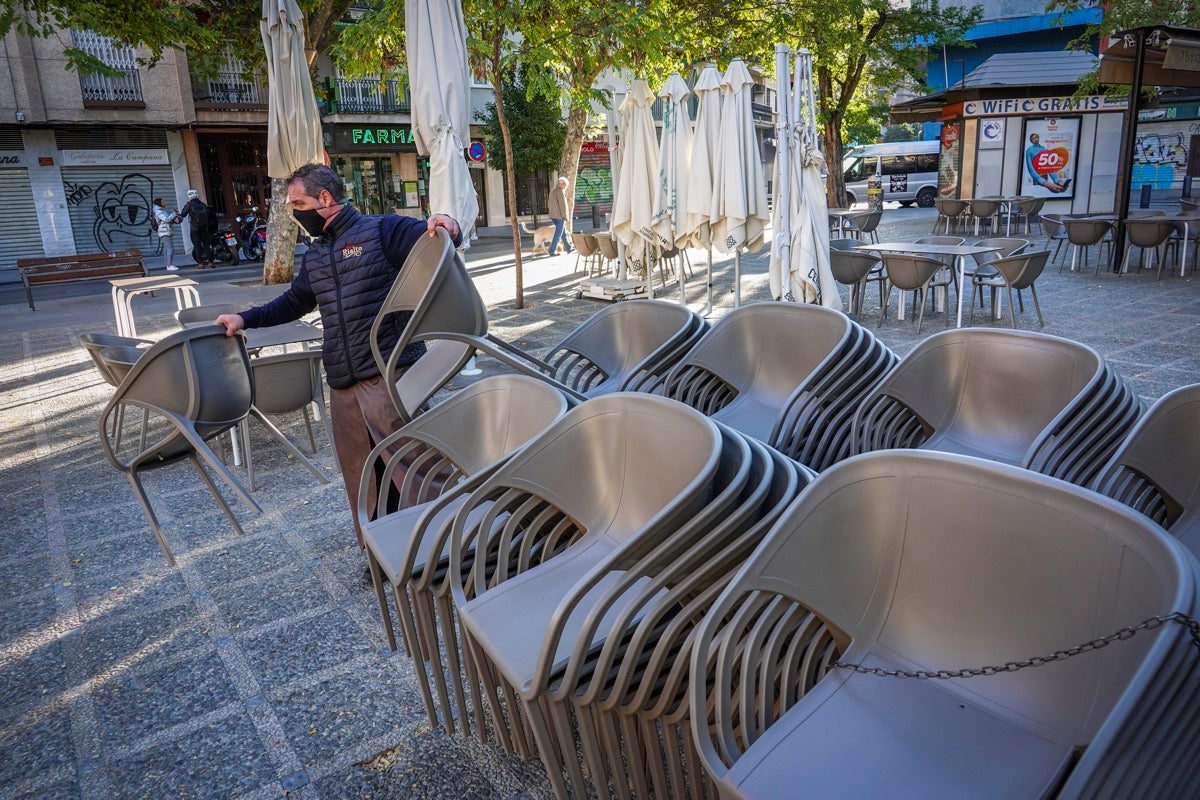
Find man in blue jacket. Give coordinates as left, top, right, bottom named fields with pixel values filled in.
left=216, top=164, right=461, bottom=556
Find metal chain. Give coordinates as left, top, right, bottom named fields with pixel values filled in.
left=831, top=612, right=1200, bottom=680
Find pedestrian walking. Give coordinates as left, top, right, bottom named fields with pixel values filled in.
left=214, top=164, right=461, bottom=573
left=151, top=197, right=180, bottom=271
left=181, top=188, right=214, bottom=268
left=548, top=176, right=573, bottom=255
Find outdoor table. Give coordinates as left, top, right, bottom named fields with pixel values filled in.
left=1171, top=213, right=1200, bottom=276
left=858, top=241, right=1004, bottom=328
left=245, top=320, right=322, bottom=352
left=827, top=209, right=861, bottom=237
left=109, top=275, right=200, bottom=338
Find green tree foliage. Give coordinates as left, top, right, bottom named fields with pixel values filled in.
left=475, top=69, right=567, bottom=182
left=1050, top=0, right=1199, bottom=43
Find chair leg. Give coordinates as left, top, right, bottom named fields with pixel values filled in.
left=915, top=288, right=926, bottom=334
left=1006, top=285, right=1019, bottom=329
left=124, top=472, right=176, bottom=566
left=246, top=409, right=330, bottom=485
left=189, top=454, right=250, bottom=536
left=1029, top=284, right=1044, bottom=327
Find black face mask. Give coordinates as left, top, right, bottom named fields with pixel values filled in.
left=292, top=207, right=328, bottom=238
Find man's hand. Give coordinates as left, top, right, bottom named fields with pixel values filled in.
left=426, top=213, right=461, bottom=242
left=214, top=313, right=245, bottom=337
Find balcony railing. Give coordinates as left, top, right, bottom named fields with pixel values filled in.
left=330, top=78, right=410, bottom=114
left=193, top=71, right=267, bottom=110
left=71, top=29, right=144, bottom=106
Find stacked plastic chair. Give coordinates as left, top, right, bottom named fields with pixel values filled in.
left=661, top=302, right=897, bottom=471
left=689, top=450, right=1200, bottom=800
left=357, top=375, right=569, bottom=731
left=441, top=396, right=814, bottom=798
left=371, top=229, right=707, bottom=409
left=1093, top=383, right=1200, bottom=559
left=851, top=328, right=1140, bottom=488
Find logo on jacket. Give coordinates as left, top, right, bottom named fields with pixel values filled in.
left=341, top=244, right=363, bottom=259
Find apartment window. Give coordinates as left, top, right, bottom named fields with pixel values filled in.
left=194, top=48, right=265, bottom=108
left=71, top=29, right=144, bottom=107
left=331, top=73, right=410, bottom=114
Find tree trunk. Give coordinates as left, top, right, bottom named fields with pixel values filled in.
left=559, top=101, right=590, bottom=226
left=817, top=67, right=848, bottom=210
left=494, top=74, right=525, bottom=309
left=263, top=178, right=299, bottom=285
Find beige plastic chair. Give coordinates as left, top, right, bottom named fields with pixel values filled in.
left=1122, top=218, right=1179, bottom=278
left=1014, top=196, right=1045, bottom=234
left=444, top=394, right=724, bottom=767
left=933, top=198, right=967, bottom=234
left=829, top=248, right=883, bottom=316
left=844, top=209, right=882, bottom=243
left=358, top=374, right=569, bottom=729
left=572, top=233, right=599, bottom=275
left=689, top=450, right=1200, bottom=800
left=594, top=233, right=619, bottom=275
left=97, top=325, right=265, bottom=565
left=175, top=303, right=240, bottom=328
left=879, top=252, right=951, bottom=333
left=1063, top=217, right=1114, bottom=273
left=238, top=349, right=331, bottom=491
left=369, top=228, right=485, bottom=423
left=1093, top=383, right=1200, bottom=558
left=965, top=237, right=1029, bottom=311
left=968, top=250, right=1050, bottom=329
left=852, top=328, right=1141, bottom=488
left=1039, top=212, right=1069, bottom=264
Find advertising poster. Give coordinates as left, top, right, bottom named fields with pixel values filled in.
left=978, top=118, right=1005, bottom=149
left=938, top=121, right=961, bottom=198
left=1020, top=116, right=1080, bottom=199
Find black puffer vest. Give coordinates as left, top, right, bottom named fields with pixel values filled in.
left=305, top=208, right=422, bottom=389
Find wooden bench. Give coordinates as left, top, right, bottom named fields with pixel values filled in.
left=17, top=250, right=146, bottom=311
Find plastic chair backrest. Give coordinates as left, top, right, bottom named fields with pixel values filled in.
left=913, top=236, right=964, bottom=246
left=879, top=253, right=943, bottom=291
left=992, top=250, right=1049, bottom=290
left=828, top=238, right=860, bottom=251
left=1064, top=218, right=1112, bottom=245
left=575, top=233, right=599, bottom=257
left=1124, top=218, right=1177, bottom=248
left=664, top=303, right=851, bottom=442
left=1040, top=213, right=1067, bottom=240
left=971, top=237, right=1030, bottom=267
left=370, top=229, right=486, bottom=420
left=549, top=300, right=701, bottom=397
left=80, top=332, right=151, bottom=386
left=596, top=234, right=619, bottom=260
left=857, top=328, right=1102, bottom=465
left=1094, top=384, right=1200, bottom=557
left=249, top=350, right=323, bottom=416
left=694, top=450, right=1193, bottom=791
left=969, top=198, right=1000, bottom=216
left=829, top=249, right=880, bottom=284
left=935, top=198, right=967, bottom=216
left=175, top=303, right=240, bottom=328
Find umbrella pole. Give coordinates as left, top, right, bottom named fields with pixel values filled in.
left=735, top=249, right=742, bottom=307
left=775, top=43, right=793, bottom=304
left=706, top=244, right=714, bottom=316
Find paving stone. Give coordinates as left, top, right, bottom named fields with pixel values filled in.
left=237, top=608, right=375, bottom=687
left=0, top=706, right=76, bottom=790
left=210, top=565, right=332, bottom=632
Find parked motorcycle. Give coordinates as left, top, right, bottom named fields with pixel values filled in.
left=191, top=226, right=240, bottom=266
left=236, top=207, right=267, bottom=261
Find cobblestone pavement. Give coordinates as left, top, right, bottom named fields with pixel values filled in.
left=1, top=205, right=1197, bottom=798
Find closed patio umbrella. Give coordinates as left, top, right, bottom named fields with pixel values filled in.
left=407, top=0, right=479, bottom=245
left=261, top=0, right=323, bottom=179
left=651, top=72, right=696, bottom=303
left=688, top=64, right=722, bottom=314
left=611, top=79, right=660, bottom=298
left=770, top=47, right=840, bottom=308
left=710, top=58, right=770, bottom=307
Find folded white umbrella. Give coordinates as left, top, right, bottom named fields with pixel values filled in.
left=407, top=0, right=479, bottom=245
left=711, top=59, right=770, bottom=306
left=261, top=0, right=323, bottom=178
left=611, top=79, right=660, bottom=295
left=652, top=72, right=696, bottom=302
left=770, top=48, right=840, bottom=308
left=687, top=64, right=722, bottom=312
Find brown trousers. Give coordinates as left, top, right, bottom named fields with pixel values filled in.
left=329, top=374, right=406, bottom=549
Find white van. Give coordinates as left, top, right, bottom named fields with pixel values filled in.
left=842, top=140, right=941, bottom=208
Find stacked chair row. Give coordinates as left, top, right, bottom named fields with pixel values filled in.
left=355, top=232, right=1200, bottom=798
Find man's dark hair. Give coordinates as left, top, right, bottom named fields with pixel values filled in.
left=288, top=163, right=346, bottom=203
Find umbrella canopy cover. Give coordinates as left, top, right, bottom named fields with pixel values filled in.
left=406, top=0, right=478, bottom=243
left=687, top=65, right=722, bottom=248
left=611, top=79, right=660, bottom=276
left=261, top=0, right=323, bottom=179
left=651, top=72, right=696, bottom=250
left=710, top=59, right=769, bottom=254
left=771, top=129, right=839, bottom=307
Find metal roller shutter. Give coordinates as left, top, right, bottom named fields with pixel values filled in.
left=60, top=165, right=183, bottom=260
left=0, top=169, right=44, bottom=284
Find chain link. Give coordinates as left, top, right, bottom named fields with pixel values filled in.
left=831, top=612, right=1200, bottom=680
